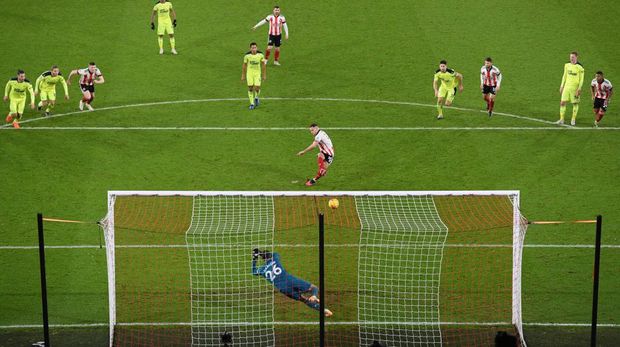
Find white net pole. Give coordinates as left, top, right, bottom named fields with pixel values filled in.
left=511, top=193, right=527, bottom=346
left=102, top=193, right=117, bottom=347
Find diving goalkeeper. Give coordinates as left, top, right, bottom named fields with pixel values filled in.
left=252, top=249, right=333, bottom=317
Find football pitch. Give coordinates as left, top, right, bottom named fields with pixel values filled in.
left=1, top=0, right=619, bottom=346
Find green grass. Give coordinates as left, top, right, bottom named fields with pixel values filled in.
left=1, top=0, right=620, bottom=346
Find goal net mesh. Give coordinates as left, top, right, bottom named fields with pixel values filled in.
left=102, top=192, right=526, bottom=346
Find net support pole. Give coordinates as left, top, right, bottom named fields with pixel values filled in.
left=590, top=215, right=602, bottom=347
left=318, top=213, right=325, bottom=347
left=37, top=213, right=51, bottom=347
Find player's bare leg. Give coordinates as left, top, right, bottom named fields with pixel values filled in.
left=274, top=47, right=281, bottom=66
left=81, top=91, right=94, bottom=111
left=169, top=34, right=177, bottom=55
left=306, top=153, right=329, bottom=186
left=264, top=45, right=273, bottom=64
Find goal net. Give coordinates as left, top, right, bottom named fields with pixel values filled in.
left=102, top=191, right=527, bottom=346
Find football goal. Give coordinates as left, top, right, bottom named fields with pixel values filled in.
left=101, top=191, right=527, bottom=346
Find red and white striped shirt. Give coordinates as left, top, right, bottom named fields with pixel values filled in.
left=480, top=65, right=502, bottom=87
left=591, top=78, right=613, bottom=99
left=265, top=14, right=287, bottom=36
left=314, top=130, right=334, bottom=156
left=78, top=67, right=102, bottom=86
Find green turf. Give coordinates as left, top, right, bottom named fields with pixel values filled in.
left=1, top=0, right=620, bottom=346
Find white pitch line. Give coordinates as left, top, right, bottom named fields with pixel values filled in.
left=1, top=322, right=619, bottom=329
left=2, top=96, right=612, bottom=129
left=1, top=243, right=619, bottom=250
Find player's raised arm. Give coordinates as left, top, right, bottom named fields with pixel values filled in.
left=297, top=141, right=318, bottom=156
left=95, top=74, right=105, bottom=84
left=252, top=18, right=267, bottom=31
left=66, top=69, right=78, bottom=85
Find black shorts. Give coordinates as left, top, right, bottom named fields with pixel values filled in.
left=482, top=85, right=496, bottom=95
left=593, top=98, right=608, bottom=112
left=321, top=152, right=334, bottom=164
left=80, top=84, right=95, bottom=93
left=268, top=34, right=282, bottom=47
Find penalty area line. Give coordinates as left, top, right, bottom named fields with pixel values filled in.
left=4, top=126, right=619, bottom=131
left=2, top=96, right=609, bottom=129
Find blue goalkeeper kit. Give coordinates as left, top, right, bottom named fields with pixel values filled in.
left=252, top=252, right=320, bottom=310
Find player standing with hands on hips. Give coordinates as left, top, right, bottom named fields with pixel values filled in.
left=252, top=6, right=289, bottom=65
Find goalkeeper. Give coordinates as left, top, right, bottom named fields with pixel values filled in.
left=252, top=249, right=333, bottom=317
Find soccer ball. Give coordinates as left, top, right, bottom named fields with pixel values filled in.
left=328, top=198, right=339, bottom=209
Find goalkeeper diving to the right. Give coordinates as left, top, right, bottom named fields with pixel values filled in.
left=252, top=248, right=333, bottom=317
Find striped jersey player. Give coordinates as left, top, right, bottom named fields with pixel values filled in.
left=67, top=62, right=105, bottom=111
left=297, top=124, right=334, bottom=186
left=252, top=6, right=289, bottom=65
left=480, top=57, right=502, bottom=117
left=590, top=71, right=613, bottom=127
left=252, top=249, right=333, bottom=316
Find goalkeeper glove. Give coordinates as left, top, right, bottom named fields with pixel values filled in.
left=173, top=19, right=177, bottom=27
left=150, top=22, right=155, bottom=30
left=252, top=248, right=260, bottom=260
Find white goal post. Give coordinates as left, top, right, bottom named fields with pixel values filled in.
left=102, top=190, right=527, bottom=347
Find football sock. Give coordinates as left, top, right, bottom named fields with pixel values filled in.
left=248, top=91, right=254, bottom=105
left=596, top=112, right=604, bottom=122
left=559, top=105, right=566, bottom=120
left=255, top=89, right=260, bottom=98
left=86, top=96, right=94, bottom=105
left=158, top=37, right=164, bottom=49
left=265, top=49, right=271, bottom=60
left=311, top=286, right=319, bottom=296
left=82, top=96, right=88, bottom=103
left=275, top=50, right=280, bottom=61
left=571, top=104, right=579, bottom=121
left=489, top=100, right=495, bottom=112
left=305, top=300, right=320, bottom=310
left=170, top=37, right=176, bottom=49
left=437, top=102, right=443, bottom=116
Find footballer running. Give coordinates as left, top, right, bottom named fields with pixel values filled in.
left=150, top=0, right=177, bottom=55
left=252, top=6, right=289, bottom=65
left=4, top=70, right=35, bottom=129
left=480, top=57, right=502, bottom=117
left=557, top=51, right=585, bottom=125
left=35, top=65, right=69, bottom=117
left=252, top=248, right=333, bottom=317
left=590, top=71, right=613, bottom=127
left=433, top=60, right=463, bottom=119
left=242, top=42, right=266, bottom=110
left=297, top=124, right=334, bottom=187
left=67, top=62, right=105, bottom=112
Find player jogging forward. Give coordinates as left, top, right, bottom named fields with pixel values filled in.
left=433, top=60, right=463, bottom=119
left=590, top=71, right=613, bottom=127
left=480, top=57, right=502, bottom=117
left=252, top=249, right=333, bottom=317
left=4, top=70, right=35, bottom=129
left=150, top=0, right=177, bottom=55
left=252, top=6, right=289, bottom=65
left=297, top=124, right=334, bottom=187
left=242, top=42, right=266, bottom=110
left=557, top=51, right=584, bottom=125
left=67, top=62, right=104, bottom=112
left=35, top=66, right=69, bottom=117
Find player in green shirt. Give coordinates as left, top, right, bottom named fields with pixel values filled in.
left=242, top=42, right=266, bottom=110
left=3, top=70, right=35, bottom=129
left=35, top=65, right=69, bottom=117
left=433, top=60, right=463, bottom=119
left=150, top=0, right=177, bottom=55
left=557, top=51, right=585, bottom=125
